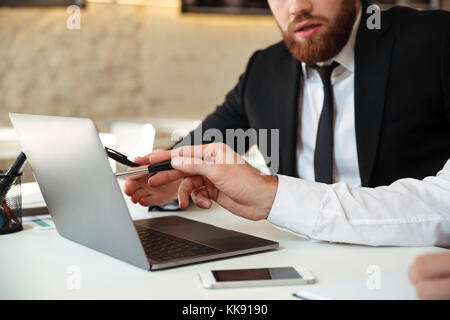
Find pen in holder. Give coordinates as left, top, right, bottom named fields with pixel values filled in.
left=0, top=171, right=23, bottom=235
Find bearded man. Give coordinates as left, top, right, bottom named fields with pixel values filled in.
left=124, top=0, right=450, bottom=247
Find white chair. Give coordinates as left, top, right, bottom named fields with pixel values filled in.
left=109, top=122, right=156, bottom=163
left=99, top=133, right=117, bottom=171
left=0, top=128, right=21, bottom=160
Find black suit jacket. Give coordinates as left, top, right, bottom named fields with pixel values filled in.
left=178, top=3, right=450, bottom=187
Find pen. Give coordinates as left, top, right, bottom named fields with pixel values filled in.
left=0, top=207, right=5, bottom=229
left=2, top=200, right=13, bottom=229
left=105, top=147, right=140, bottom=167
left=0, top=152, right=27, bottom=204
left=292, top=291, right=324, bottom=300
left=114, top=160, right=173, bottom=177
left=2, top=200, right=19, bottom=225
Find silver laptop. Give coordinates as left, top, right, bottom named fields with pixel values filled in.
left=10, top=113, right=278, bottom=270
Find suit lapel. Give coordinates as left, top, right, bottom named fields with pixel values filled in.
left=354, top=4, right=395, bottom=186
left=274, top=55, right=302, bottom=177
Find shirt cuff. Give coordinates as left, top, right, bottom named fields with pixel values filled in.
left=267, top=174, right=322, bottom=238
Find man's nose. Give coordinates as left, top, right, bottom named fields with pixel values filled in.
left=289, top=0, right=313, bottom=16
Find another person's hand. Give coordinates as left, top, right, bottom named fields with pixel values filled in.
left=149, top=143, right=278, bottom=221
left=409, top=251, right=450, bottom=299
left=123, top=151, right=182, bottom=207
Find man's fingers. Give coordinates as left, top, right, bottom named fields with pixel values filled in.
left=191, top=188, right=212, bottom=209
left=133, top=149, right=164, bottom=164
left=415, top=277, right=450, bottom=300
left=137, top=195, right=164, bottom=207
left=131, top=188, right=151, bottom=204
left=178, top=176, right=205, bottom=209
left=148, top=150, right=172, bottom=165
left=133, top=156, right=151, bottom=165
left=409, top=253, right=450, bottom=284
left=202, top=177, right=217, bottom=201
left=177, top=145, right=209, bottom=160
left=137, top=196, right=152, bottom=207
left=123, top=180, right=141, bottom=196
left=171, top=156, right=211, bottom=177
left=148, top=170, right=184, bottom=187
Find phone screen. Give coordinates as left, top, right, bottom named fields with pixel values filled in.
left=212, top=267, right=302, bottom=282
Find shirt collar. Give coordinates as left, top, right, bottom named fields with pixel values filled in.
left=301, top=7, right=361, bottom=77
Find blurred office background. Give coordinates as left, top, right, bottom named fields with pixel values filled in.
left=1, top=0, right=449, bottom=182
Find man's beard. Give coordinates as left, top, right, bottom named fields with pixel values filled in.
left=280, top=1, right=357, bottom=64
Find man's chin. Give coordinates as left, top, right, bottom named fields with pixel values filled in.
left=285, top=26, right=349, bottom=64
left=285, top=43, right=329, bottom=64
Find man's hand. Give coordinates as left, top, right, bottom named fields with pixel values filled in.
left=123, top=151, right=181, bottom=207
left=149, top=143, right=278, bottom=221
left=409, top=252, right=450, bottom=299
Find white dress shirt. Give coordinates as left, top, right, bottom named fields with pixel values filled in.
left=268, top=10, right=450, bottom=247
left=297, top=10, right=361, bottom=186
left=268, top=159, right=450, bottom=247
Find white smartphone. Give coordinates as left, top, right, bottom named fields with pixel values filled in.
left=199, top=266, right=316, bottom=289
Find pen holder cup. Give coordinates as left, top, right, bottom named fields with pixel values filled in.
left=0, top=170, right=23, bottom=235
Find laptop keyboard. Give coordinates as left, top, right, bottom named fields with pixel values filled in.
left=135, top=224, right=220, bottom=262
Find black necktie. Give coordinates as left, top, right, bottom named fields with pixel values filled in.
left=309, top=62, right=339, bottom=184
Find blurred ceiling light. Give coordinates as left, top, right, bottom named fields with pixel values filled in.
left=87, top=0, right=180, bottom=7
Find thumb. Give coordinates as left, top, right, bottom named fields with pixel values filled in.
left=134, top=149, right=164, bottom=165
left=133, top=156, right=150, bottom=165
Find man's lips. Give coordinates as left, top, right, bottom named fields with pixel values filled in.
left=294, top=22, right=323, bottom=39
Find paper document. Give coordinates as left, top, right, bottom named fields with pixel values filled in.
left=21, top=182, right=46, bottom=209
left=22, top=214, right=55, bottom=231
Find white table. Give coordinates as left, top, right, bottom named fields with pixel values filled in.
left=0, top=182, right=445, bottom=299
